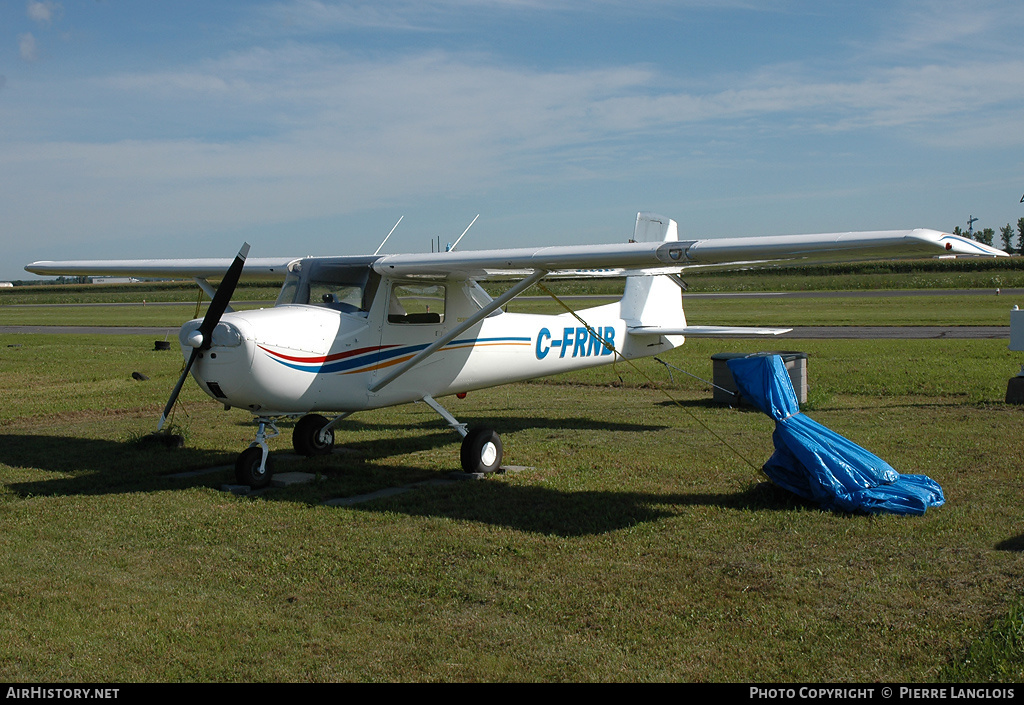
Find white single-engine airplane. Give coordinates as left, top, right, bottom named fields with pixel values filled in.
left=26, top=213, right=1006, bottom=488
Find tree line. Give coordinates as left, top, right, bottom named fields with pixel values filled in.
left=951, top=217, right=1024, bottom=255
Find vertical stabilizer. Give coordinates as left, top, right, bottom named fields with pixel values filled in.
left=620, top=213, right=686, bottom=330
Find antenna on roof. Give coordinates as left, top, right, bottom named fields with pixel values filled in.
left=373, top=216, right=404, bottom=256
left=449, top=214, right=479, bottom=252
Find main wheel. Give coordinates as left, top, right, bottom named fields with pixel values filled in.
left=293, top=414, right=334, bottom=456
left=460, top=427, right=503, bottom=474
left=235, top=446, right=274, bottom=489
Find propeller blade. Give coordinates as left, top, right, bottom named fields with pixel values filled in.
left=157, top=348, right=200, bottom=431
left=156, top=242, right=249, bottom=431
left=196, top=242, right=249, bottom=350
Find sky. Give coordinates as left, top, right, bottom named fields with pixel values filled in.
left=3, top=0, right=1023, bottom=281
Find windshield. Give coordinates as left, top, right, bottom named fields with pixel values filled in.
left=274, top=260, right=381, bottom=315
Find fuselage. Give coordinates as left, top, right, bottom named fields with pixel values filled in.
left=178, top=259, right=681, bottom=417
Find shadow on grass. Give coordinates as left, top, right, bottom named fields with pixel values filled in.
left=338, top=476, right=809, bottom=537
left=0, top=407, right=663, bottom=495
left=0, top=433, right=234, bottom=496
left=0, top=416, right=804, bottom=537
left=995, top=534, right=1024, bottom=552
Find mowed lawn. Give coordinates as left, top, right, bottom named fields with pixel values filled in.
left=0, top=293, right=1022, bottom=681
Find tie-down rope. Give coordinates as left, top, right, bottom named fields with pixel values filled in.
left=536, top=282, right=760, bottom=473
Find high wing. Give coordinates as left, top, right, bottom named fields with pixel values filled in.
left=25, top=218, right=1006, bottom=283
left=372, top=226, right=1007, bottom=280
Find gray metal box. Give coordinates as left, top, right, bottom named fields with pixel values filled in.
left=1010, top=309, right=1024, bottom=352
left=711, top=351, right=808, bottom=406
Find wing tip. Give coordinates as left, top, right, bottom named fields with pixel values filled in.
left=919, top=230, right=1010, bottom=258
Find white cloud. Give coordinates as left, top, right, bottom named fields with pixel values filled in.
left=18, top=33, right=39, bottom=62
left=26, top=1, right=60, bottom=26
left=880, top=0, right=1022, bottom=55
left=4, top=43, right=1017, bottom=256
left=95, top=35, right=1024, bottom=156
left=8, top=43, right=1019, bottom=244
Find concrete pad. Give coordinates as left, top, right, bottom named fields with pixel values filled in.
left=324, top=478, right=459, bottom=507
left=221, top=483, right=254, bottom=495
left=168, top=465, right=232, bottom=479
left=452, top=465, right=535, bottom=480
left=325, top=486, right=412, bottom=507
left=271, top=471, right=320, bottom=487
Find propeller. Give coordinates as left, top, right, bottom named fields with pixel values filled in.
left=157, top=242, right=249, bottom=432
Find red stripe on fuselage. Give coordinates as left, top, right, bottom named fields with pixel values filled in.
left=257, top=344, right=397, bottom=364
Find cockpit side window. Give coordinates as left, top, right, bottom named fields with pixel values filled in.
left=388, top=282, right=446, bottom=324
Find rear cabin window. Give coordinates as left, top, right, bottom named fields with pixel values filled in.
left=388, top=282, right=445, bottom=324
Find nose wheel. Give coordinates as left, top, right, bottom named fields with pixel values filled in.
left=235, top=446, right=274, bottom=489
left=234, top=418, right=279, bottom=489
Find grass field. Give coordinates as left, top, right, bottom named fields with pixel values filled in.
left=0, top=277, right=1022, bottom=682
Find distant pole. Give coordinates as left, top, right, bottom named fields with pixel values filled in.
left=968, top=215, right=978, bottom=238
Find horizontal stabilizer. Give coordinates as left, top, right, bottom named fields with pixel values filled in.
left=628, top=325, right=792, bottom=337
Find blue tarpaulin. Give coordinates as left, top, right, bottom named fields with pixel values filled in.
left=726, top=355, right=944, bottom=515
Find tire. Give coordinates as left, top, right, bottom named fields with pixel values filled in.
left=460, top=427, right=503, bottom=474
left=235, top=446, right=274, bottom=489
left=293, top=414, right=334, bottom=456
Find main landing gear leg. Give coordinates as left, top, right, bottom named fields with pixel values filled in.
left=235, top=417, right=279, bottom=489
left=292, top=412, right=351, bottom=457
left=421, top=395, right=503, bottom=475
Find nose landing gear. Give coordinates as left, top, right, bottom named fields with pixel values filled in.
left=234, top=418, right=279, bottom=489
left=233, top=412, right=350, bottom=488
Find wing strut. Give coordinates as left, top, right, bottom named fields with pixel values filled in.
left=369, top=269, right=548, bottom=393
left=191, top=277, right=236, bottom=312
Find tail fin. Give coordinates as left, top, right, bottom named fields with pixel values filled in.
left=620, top=213, right=686, bottom=330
